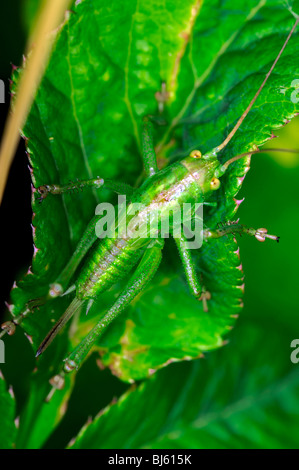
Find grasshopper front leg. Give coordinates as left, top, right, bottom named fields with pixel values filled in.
left=204, top=222, right=280, bottom=243
left=28, top=178, right=136, bottom=305
left=174, top=221, right=280, bottom=314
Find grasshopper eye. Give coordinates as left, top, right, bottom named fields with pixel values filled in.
left=190, top=150, right=202, bottom=159
left=210, top=177, right=220, bottom=190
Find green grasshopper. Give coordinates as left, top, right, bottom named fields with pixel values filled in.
left=1, top=16, right=298, bottom=394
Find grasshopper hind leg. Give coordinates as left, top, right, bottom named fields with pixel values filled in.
left=2, top=213, right=101, bottom=339
left=46, top=240, right=164, bottom=399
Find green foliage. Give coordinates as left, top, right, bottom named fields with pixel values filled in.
left=0, top=373, right=17, bottom=449
left=1, top=0, right=299, bottom=449
left=70, top=321, right=299, bottom=449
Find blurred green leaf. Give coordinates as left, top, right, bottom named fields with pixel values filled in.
left=69, top=320, right=299, bottom=449
left=15, top=364, right=74, bottom=449
left=0, top=373, right=17, bottom=449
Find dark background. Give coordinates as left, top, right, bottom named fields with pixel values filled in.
left=0, top=1, right=32, bottom=321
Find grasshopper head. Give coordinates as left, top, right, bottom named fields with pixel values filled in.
left=182, top=149, right=223, bottom=195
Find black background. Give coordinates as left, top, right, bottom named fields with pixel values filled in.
left=0, top=1, right=32, bottom=322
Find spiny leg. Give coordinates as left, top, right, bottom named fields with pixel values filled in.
left=47, top=239, right=164, bottom=395
left=142, top=116, right=158, bottom=176
left=174, top=234, right=211, bottom=312
left=204, top=222, right=280, bottom=243
left=37, top=177, right=134, bottom=201
left=173, top=220, right=279, bottom=313
left=29, top=177, right=135, bottom=302
left=36, top=297, right=84, bottom=357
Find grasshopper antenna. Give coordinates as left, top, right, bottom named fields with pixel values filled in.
left=219, top=148, right=299, bottom=173
left=216, top=17, right=299, bottom=153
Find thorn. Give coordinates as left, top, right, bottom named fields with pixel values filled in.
left=233, top=197, right=245, bottom=209
left=236, top=283, right=245, bottom=293
left=234, top=247, right=240, bottom=258
left=31, top=224, right=36, bottom=238
left=24, top=333, right=33, bottom=345
left=86, top=299, right=94, bottom=315
left=68, top=437, right=76, bottom=448
left=4, top=301, right=13, bottom=313
left=86, top=415, right=93, bottom=426
left=237, top=176, right=245, bottom=185
left=270, top=132, right=278, bottom=139
left=96, top=358, right=105, bottom=370
left=33, top=245, right=40, bottom=256
left=8, top=386, right=15, bottom=399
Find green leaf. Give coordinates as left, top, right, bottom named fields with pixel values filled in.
left=95, top=236, right=243, bottom=382
left=8, top=0, right=299, bottom=384
left=15, top=365, right=75, bottom=449
left=0, top=373, right=17, bottom=449
left=69, top=320, right=299, bottom=449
